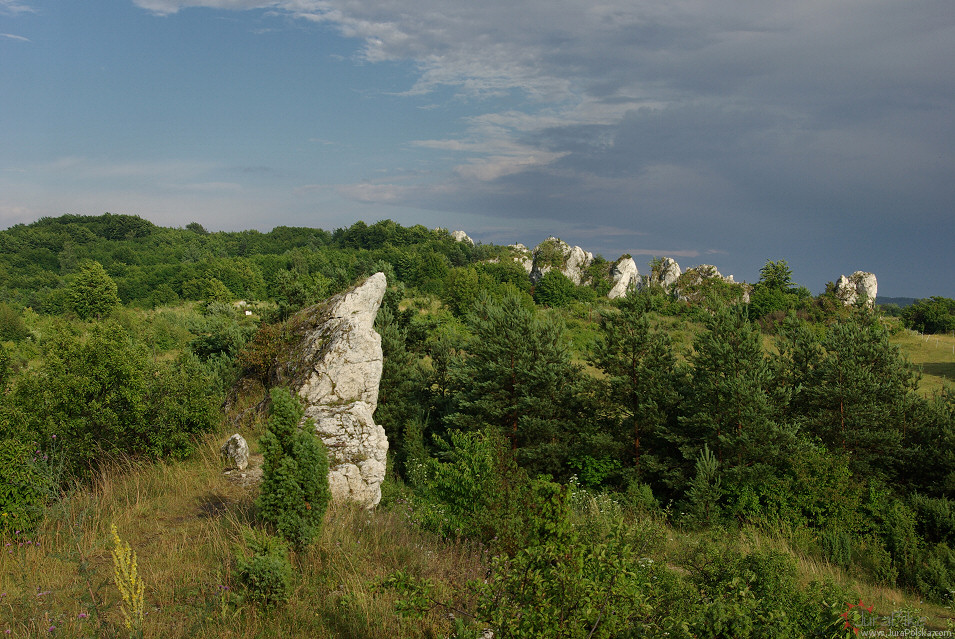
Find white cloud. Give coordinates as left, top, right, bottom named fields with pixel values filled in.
left=0, top=32, right=30, bottom=42
left=0, top=0, right=34, bottom=15
left=132, top=0, right=275, bottom=16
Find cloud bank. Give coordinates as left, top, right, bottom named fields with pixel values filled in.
left=125, top=0, right=955, bottom=292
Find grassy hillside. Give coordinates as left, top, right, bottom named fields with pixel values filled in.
left=2, top=216, right=954, bottom=637
left=890, top=323, right=955, bottom=395
left=3, top=426, right=953, bottom=637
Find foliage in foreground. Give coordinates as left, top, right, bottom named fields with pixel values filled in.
left=256, top=387, right=331, bottom=549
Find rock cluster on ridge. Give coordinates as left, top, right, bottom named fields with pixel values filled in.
left=834, top=271, right=877, bottom=307
left=290, top=272, right=389, bottom=508
left=529, top=236, right=594, bottom=285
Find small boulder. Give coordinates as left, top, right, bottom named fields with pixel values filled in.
left=221, top=433, right=249, bottom=471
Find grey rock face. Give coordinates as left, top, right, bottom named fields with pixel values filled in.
left=835, top=271, right=877, bottom=307
left=508, top=243, right=535, bottom=274
left=450, top=230, right=474, bottom=245
left=221, top=433, right=249, bottom=471
left=530, top=236, right=594, bottom=285
left=608, top=257, right=639, bottom=299
left=647, top=257, right=682, bottom=290
left=673, top=264, right=751, bottom=304
left=295, top=272, right=388, bottom=508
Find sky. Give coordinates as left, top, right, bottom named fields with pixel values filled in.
left=1, top=0, right=953, bottom=297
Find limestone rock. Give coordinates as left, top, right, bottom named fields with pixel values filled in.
left=608, top=256, right=639, bottom=299
left=221, top=433, right=249, bottom=471
left=647, top=257, right=682, bottom=290
left=295, top=272, right=388, bottom=508
left=450, top=230, right=474, bottom=245
left=674, top=264, right=751, bottom=304
left=835, top=271, right=877, bottom=307
left=530, top=237, right=594, bottom=285
left=508, top=243, right=535, bottom=274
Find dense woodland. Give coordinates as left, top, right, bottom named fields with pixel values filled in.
left=1, top=214, right=954, bottom=638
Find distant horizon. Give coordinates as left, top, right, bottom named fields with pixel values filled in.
left=2, top=211, right=941, bottom=300
left=2, top=2, right=952, bottom=298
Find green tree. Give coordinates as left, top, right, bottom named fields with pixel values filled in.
left=257, top=387, right=331, bottom=549
left=798, top=310, right=921, bottom=481
left=591, top=291, right=680, bottom=479
left=67, top=260, right=120, bottom=319
left=533, top=270, right=576, bottom=308
left=670, top=307, right=793, bottom=510
left=756, top=259, right=794, bottom=292
left=10, top=321, right=217, bottom=477
left=445, top=292, right=582, bottom=475
left=901, top=297, right=955, bottom=334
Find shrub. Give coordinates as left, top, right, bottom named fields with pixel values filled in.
left=0, top=303, right=30, bottom=342
left=67, top=260, right=120, bottom=319
left=256, top=388, right=331, bottom=549
left=0, top=439, right=50, bottom=534
left=533, top=270, right=576, bottom=308
left=235, top=529, right=293, bottom=606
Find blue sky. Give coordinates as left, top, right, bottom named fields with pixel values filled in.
left=2, top=0, right=953, bottom=297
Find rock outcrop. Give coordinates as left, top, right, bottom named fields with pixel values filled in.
left=608, top=256, right=639, bottom=299
left=293, top=273, right=388, bottom=508
left=834, top=271, right=877, bottom=307
left=221, top=433, right=249, bottom=471
left=647, top=257, right=682, bottom=290
left=450, top=230, right=474, bottom=245
left=529, top=236, right=594, bottom=285
left=508, top=243, right=535, bottom=274
left=673, top=264, right=751, bottom=304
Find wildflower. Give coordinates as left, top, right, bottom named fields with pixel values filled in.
left=78, top=613, right=88, bottom=619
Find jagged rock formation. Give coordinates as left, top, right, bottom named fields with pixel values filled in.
left=674, top=264, right=751, bottom=305
left=835, top=271, right=878, bottom=307
left=221, top=433, right=249, bottom=471
left=608, top=256, right=639, bottom=299
left=646, top=257, right=682, bottom=290
left=508, top=243, right=534, bottom=274
left=529, top=236, right=594, bottom=285
left=450, top=230, right=474, bottom=245
left=291, top=273, right=389, bottom=508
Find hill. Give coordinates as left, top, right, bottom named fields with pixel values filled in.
left=1, top=215, right=954, bottom=637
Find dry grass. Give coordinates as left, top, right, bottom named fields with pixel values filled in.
left=0, top=433, right=486, bottom=638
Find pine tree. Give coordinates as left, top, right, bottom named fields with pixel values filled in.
left=799, top=310, right=920, bottom=481
left=672, top=307, right=792, bottom=497
left=591, top=291, right=681, bottom=480
left=446, top=292, right=582, bottom=476
left=257, top=387, right=331, bottom=548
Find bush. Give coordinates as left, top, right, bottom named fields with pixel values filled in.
left=10, top=321, right=218, bottom=478
left=67, top=260, right=120, bottom=319
left=0, top=303, right=30, bottom=342
left=533, top=270, right=576, bottom=308
left=0, top=439, right=51, bottom=534
left=235, top=529, right=293, bottom=606
left=257, top=388, right=331, bottom=549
